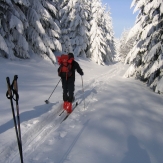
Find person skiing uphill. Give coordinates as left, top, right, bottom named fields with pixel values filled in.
left=58, top=53, right=84, bottom=113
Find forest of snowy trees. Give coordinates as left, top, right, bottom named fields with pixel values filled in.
left=0, top=0, right=115, bottom=65
left=0, top=0, right=163, bottom=93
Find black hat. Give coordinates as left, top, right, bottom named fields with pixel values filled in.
left=68, top=53, right=74, bottom=58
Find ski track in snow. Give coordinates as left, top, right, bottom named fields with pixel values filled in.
left=1, top=102, right=62, bottom=162
left=78, top=63, right=122, bottom=112
left=2, top=63, right=124, bottom=163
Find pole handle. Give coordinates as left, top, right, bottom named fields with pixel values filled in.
left=13, top=75, right=18, bottom=92
left=10, top=75, right=19, bottom=103
left=6, top=77, right=12, bottom=99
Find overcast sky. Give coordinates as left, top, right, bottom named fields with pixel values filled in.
left=102, top=0, right=138, bottom=38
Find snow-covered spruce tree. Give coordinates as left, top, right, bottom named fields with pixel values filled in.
left=0, top=0, right=10, bottom=58
left=102, top=7, right=115, bottom=63
left=0, top=0, right=61, bottom=63
left=113, top=38, right=121, bottom=62
left=59, top=0, right=75, bottom=54
left=26, top=0, right=61, bottom=63
left=118, top=28, right=137, bottom=62
left=87, top=0, right=114, bottom=65
left=124, top=0, right=163, bottom=93
left=117, top=29, right=130, bottom=62
left=60, top=0, right=90, bottom=58
left=41, top=0, right=62, bottom=62
left=0, top=0, right=30, bottom=59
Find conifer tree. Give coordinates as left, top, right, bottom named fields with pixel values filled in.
left=102, top=8, right=115, bottom=63
left=118, top=28, right=137, bottom=62
left=26, top=0, right=61, bottom=63
left=87, top=0, right=114, bottom=65
left=60, top=0, right=90, bottom=58
left=125, top=0, right=163, bottom=93
left=0, top=0, right=61, bottom=63
left=0, top=0, right=30, bottom=59
left=87, top=0, right=106, bottom=65
left=0, top=0, right=10, bottom=58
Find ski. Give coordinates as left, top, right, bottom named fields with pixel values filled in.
left=59, top=110, right=64, bottom=116
left=72, top=101, right=78, bottom=112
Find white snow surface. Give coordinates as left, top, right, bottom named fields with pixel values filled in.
left=0, top=56, right=163, bottom=163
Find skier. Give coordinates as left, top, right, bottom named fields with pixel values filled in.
left=58, top=53, right=84, bottom=113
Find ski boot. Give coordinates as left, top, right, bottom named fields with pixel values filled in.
left=63, top=101, right=68, bottom=110
left=66, top=102, right=72, bottom=114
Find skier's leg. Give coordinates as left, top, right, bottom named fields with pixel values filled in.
left=66, top=80, right=75, bottom=113
left=68, top=80, right=75, bottom=102
left=61, top=79, right=69, bottom=110
left=61, top=79, right=68, bottom=101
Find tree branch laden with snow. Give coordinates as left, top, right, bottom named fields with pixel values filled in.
left=125, top=0, right=163, bottom=94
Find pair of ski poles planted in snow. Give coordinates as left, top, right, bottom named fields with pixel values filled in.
left=45, top=76, right=85, bottom=109
left=6, top=75, right=24, bottom=163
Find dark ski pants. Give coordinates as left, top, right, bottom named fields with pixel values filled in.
left=61, top=78, right=75, bottom=102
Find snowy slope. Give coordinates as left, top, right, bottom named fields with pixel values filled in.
left=0, top=56, right=163, bottom=163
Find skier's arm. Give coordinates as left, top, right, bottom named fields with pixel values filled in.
left=75, top=62, right=84, bottom=76
left=58, top=66, right=61, bottom=77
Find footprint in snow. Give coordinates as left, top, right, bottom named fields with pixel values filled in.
left=60, top=131, right=67, bottom=138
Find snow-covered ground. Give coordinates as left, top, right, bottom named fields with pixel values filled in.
left=0, top=56, right=163, bottom=163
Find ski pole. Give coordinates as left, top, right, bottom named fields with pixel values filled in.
left=81, top=76, right=85, bottom=110
left=45, top=78, right=61, bottom=104
left=6, top=77, right=23, bottom=163
left=12, top=75, right=24, bottom=163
